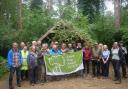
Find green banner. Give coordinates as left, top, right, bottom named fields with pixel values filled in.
left=44, top=50, right=83, bottom=76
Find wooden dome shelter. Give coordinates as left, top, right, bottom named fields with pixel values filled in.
left=38, top=20, right=94, bottom=45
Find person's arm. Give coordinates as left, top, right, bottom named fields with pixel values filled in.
left=102, top=57, right=105, bottom=64
left=124, top=47, right=127, bottom=54
left=19, top=51, right=23, bottom=66
left=105, top=52, right=110, bottom=63
left=7, top=50, right=12, bottom=69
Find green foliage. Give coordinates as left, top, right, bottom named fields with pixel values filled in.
left=13, top=8, right=54, bottom=42
left=0, top=63, right=7, bottom=78
left=0, top=56, right=5, bottom=63
left=0, top=25, right=15, bottom=49
left=0, top=56, right=7, bottom=78
left=78, top=0, right=101, bottom=23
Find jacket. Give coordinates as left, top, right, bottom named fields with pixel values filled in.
left=7, top=49, right=22, bottom=68
left=49, top=49, right=62, bottom=55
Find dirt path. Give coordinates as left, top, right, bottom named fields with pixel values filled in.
left=0, top=74, right=128, bottom=89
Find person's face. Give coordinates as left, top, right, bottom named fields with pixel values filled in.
left=32, top=46, right=36, bottom=52
left=32, top=41, right=37, bottom=46
left=77, top=43, right=81, bottom=47
left=62, top=44, right=66, bottom=49
left=23, top=46, right=27, bottom=51
left=13, top=43, right=18, bottom=50
left=113, top=42, right=118, bottom=48
left=73, top=44, right=76, bottom=48
left=42, top=44, right=46, bottom=50
left=68, top=44, right=72, bottom=48
left=37, top=41, right=41, bottom=46
left=52, top=44, right=57, bottom=50
left=20, top=42, right=25, bottom=49
left=120, top=43, right=123, bottom=46
left=95, top=44, right=98, bottom=48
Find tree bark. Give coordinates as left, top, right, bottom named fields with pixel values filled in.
left=47, top=0, right=53, bottom=12
left=114, top=0, right=121, bottom=30
left=18, top=0, right=22, bottom=30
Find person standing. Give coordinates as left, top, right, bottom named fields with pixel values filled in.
left=8, top=42, right=22, bottom=89
left=92, top=43, right=100, bottom=77
left=20, top=46, right=29, bottom=80
left=67, top=43, right=74, bottom=52
left=111, top=42, right=122, bottom=84
left=28, top=46, right=38, bottom=86
left=101, top=45, right=110, bottom=78
left=76, top=43, right=82, bottom=51
left=83, top=44, right=92, bottom=75
left=119, top=41, right=127, bottom=78
left=61, top=43, right=68, bottom=53
left=37, top=43, right=49, bottom=84
left=49, top=44, right=62, bottom=55
left=20, top=42, right=25, bottom=50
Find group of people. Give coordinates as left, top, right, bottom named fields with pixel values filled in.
left=7, top=41, right=128, bottom=89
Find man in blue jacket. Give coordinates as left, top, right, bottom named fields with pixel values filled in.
left=8, top=42, right=22, bottom=89
left=49, top=43, right=62, bottom=55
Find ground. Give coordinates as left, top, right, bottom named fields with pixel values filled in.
left=0, top=73, right=128, bottom=89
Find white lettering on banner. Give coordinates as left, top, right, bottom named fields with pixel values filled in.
left=48, top=55, right=65, bottom=72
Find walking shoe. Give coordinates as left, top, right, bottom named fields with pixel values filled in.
left=113, top=79, right=118, bottom=81
left=31, top=83, right=34, bottom=86
left=9, top=86, right=14, bottom=89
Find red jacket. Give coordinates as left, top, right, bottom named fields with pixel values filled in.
left=83, top=48, right=92, bottom=61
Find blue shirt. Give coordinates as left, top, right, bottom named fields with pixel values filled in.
left=102, top=50, right=110, bottom=59
left=49, top=49, right=62, bottom=55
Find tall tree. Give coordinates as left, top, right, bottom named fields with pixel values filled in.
left=0, top=0, right=18, bottom=29
left=18, top=0, right=22, bottom=30
left=78, top=0, right=101, bottom=23
left=30, top=0, right=43, bottom=9
left=47, top=0, right=53, bottom=12
left=114, top=0, right=121, bottom=30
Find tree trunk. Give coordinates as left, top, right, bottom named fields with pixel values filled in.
left=47, top=0, right=53, bottom=12
left=18, top=0, right=22, bottom=30
left=114, top=0, right=121, bottom=30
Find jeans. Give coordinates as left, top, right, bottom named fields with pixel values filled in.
left=92, top=60, right=101, bottom=76
left=29, top=66, right=38, bottom=83
left=9, top=67, right=21, bottom=88
left=37, top=64, right=46, bottom=82
left=21, top=70, right=28, bottom=80
left=121, top=62, right=127, bottom=77
left=112, top=60, right=121, bottom=81
left=83, top=60, right=90, bottom=74
left=101, top=61, right=109, bottom=77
